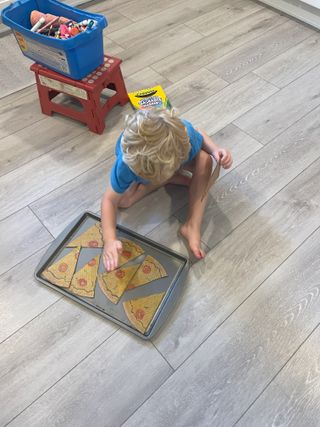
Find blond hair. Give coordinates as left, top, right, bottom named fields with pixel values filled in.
left=121, top=109, right=190, bottom=185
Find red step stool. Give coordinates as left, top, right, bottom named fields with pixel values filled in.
left=30, top=55, right=129, bottom=134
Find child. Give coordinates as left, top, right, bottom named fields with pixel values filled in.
left=101, top=108, right=232, bottom=271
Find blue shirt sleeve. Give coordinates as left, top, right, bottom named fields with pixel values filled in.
left=110, top=133, right=134, bottom=193
left=110, top=157, right=136, bottom=194
left=110, top=133, right=149, bottom=193
left=182, top=119, right=204, bottom=162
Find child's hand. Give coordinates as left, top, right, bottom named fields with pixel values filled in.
left=103, top=239, right=123, bottom=271
left=213, top=148, right=233, bottom=169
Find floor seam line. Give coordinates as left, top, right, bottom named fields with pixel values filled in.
left=5, top=329, right=120, bottom=426
left=233, top=322, right=320, bottom=426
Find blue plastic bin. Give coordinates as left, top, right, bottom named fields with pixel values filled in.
left=1, top=0, right=108, bottom=79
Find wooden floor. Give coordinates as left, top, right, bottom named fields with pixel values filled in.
left=1, top=0, right=320, bottom=426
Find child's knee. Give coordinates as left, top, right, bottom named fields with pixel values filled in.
left=197, top=150, right=213, bottom=173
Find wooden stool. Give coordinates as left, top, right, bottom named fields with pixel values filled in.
left=30, top=55, right=129, bottom=134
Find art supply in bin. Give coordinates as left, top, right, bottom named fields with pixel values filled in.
left=30, top=10, right=97, bottom=39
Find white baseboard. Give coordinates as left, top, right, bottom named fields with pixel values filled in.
left=259, top=0, right=320, bottom=29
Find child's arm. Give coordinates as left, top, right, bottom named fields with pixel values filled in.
left=101, top=186, right=123, bottom=271
left=197, top=128, right=233, bottom=169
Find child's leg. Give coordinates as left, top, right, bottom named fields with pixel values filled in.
left=167, top=170, right=192, bottom=186
left=118, top=171, right=192, bottom=209
left=118, top=182, right=159, bottom=208
left=180, top=150, right=219, bottom=259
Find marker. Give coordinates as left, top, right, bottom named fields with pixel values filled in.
left=86, top=20, right=96, bottom=30
left=87, top=20, right=93, bottom=29
left=30, top=16, right=45, bottom=32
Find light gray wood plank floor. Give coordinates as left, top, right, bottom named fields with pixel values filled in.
left=1, top=1, right=319, bottom=426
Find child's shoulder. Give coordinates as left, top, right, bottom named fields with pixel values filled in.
left=181, top=118, right=196, bottom=132
left=182, top=119, right=201, bottom=138
left=115, top=132, right=124, bottom=156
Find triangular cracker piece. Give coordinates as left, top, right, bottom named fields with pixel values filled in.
left=69, top=254, right=100, bottom=298
left=98, top=264, right=140, bottom=304
left=127, top=255, right=167, bottom=289
left=118, top=239, right=144, bottom=267
left=66, top=222, right=103, bottom=248
left=123, top=292, right=165, bottom=334
left=41, top=247, right=80, bottom=288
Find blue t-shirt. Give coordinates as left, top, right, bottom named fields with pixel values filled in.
left=110, top=119, right=203, bottom=194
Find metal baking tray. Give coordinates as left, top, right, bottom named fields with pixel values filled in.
left=35, top=212, right=189, bottom=339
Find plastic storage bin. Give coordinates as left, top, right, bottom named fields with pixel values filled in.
left=1, top=0, right=108, bottom=79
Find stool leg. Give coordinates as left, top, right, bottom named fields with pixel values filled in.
left=87, top=91, right=105, bottom=134
left=34, top=73, right=54, bottom=116
left=113, top=68, right=129, bottom=106
left=88, top=115, right=105, bottom=134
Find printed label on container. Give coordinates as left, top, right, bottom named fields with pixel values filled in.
left=14, top=31, right=70, bottom=74
left=39, top=76, right=88, bottom=100
left=14, top=31, right=28, bottom=51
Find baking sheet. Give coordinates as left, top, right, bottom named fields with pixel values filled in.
left=35, top=212, right=189, bottom=338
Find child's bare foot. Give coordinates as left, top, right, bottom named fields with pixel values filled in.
left=179, top=222, right=205, bottom=259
